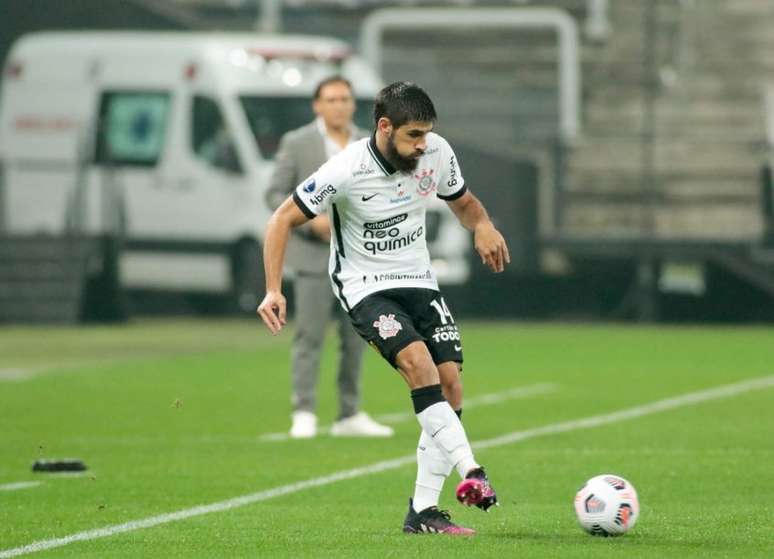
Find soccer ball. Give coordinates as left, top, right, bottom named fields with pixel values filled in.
left=574, top=474, right=639, bottom=536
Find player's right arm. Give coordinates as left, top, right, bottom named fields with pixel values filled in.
left=258, top=153, right=348, bottom=333
left=257, top=197, right=310, bottom=335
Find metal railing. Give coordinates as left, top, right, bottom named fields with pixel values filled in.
left=585, top=0, right=610, bottom=40
left=359, top=7, right=581, bottom=142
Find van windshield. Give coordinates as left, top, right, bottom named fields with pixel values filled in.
left=239, top=96, right=373, bottom=160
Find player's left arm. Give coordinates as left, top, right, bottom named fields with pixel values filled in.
left=446, top=190, right=510, bottom=273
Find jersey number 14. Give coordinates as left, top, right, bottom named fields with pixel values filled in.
left=430, top=297, right=455, bottom=325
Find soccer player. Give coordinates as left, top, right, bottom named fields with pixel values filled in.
left=265, top=76, right=393, bottom=439
left=257, top=81, right=510, bottom=535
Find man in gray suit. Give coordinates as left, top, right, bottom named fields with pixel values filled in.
left=265, top=76, right=393, bottom=439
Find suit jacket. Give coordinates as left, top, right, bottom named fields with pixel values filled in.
left=265, top=121, right=367, bottom=274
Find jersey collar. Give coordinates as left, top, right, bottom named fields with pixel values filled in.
left=367, top=132, right=398, bottom=176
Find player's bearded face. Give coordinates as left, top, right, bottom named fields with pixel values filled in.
left=385, top=130, right=423, bottom=173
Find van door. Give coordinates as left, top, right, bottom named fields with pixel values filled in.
left=92, top=90, right=172, bottom=237
left=91, top=89, right=217, bottom=292
left=92, top=90, right=249, bottom=293
left=184, top=93, right=251, bottom=245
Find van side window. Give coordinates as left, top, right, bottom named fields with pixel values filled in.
left=95, top=91, right=170, bottom=167
left=192, top=96, right=242, bottom=174
left=238, top=96, right=374, bottom=160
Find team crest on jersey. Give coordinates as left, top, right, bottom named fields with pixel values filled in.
left=373, top=314, right=403, bottom=339
left=414, top=169, right=436, bottom=196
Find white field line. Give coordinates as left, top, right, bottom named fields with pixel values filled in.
left=2, top=374, right=773, bottom=558
left=0, top=481, right=41, bottom=492
left=258, top=382, right=559, bottom=442
left=0, top=369, right=40, bottom=382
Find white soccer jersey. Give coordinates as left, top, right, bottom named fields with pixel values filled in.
left=292, top=132, right=466, bottom=311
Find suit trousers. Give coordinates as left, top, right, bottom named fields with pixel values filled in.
left=291, top=272, right=365, bottom=419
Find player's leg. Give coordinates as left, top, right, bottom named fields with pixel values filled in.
left=395, top=342, right=478, bottom=479
left=416, top=291, right=498, bottom=511
left=410, top=359, right=458, bottom=511
left=346, top=290, right=478, bottom=532
left=289, top=273, right=330, bottom=438
left=411, top=359, right=474, bottom=510
left=437, top=361, right=463, bottom=411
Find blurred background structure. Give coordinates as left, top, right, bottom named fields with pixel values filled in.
left=1, top=0, right=774, bottom=323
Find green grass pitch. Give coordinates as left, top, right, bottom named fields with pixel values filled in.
left=1, top=319, right=773, bottom=558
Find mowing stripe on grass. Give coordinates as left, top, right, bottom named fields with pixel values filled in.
left=259, top=382, right=558, bottom=442
left=0, top=369, right=38, bottom=382
left=2, top=374, right=773, bottom=558
left=0, top=482, right=41, bottom=492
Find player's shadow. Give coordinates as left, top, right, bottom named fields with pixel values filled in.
left=490, top=532, right=590, bottom=544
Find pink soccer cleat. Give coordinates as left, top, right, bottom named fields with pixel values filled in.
left=455, top=467, right=499, bottom=511
left=403, top=499, right=475, bottom=535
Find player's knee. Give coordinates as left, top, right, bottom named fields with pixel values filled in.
left=396, top=343, right=437, bottom=387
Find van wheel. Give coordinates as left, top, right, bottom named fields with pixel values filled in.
left=230, top=239, right=263, bottom=315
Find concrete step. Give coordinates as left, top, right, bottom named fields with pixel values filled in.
left=0, top=236, right=93, bottom=261
left=0, top=236, right=96, bottom=324
left=562, top=202, right=762, bottom=239
left=718, top=0, right=774, bottom=15
left=569, top=138, right=763, bottom=175
left=565, top=171, right=760, bottom=200
left=0, top=280, right=83, bottom=300
left=0, top=300, right=82, bottom=323
left=0, top=261, right=83, bottom=282
left=584, top=104, right=765, bottom=135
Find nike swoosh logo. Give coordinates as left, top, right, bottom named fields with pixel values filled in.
left=431, top=426, right=446, bottom=438
left=454, top=345, right=462, bottom=352
left=361, top=193, right=378, bottom=201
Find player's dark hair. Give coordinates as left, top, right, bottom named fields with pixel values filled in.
left=373, top=81, right=436, bottom=128
left=313, top=75, right=353, bottom=100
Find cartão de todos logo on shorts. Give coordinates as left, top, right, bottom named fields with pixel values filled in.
left=373, top=314, right=403, bottom=340
left=414, top=169, right=436, bottom=197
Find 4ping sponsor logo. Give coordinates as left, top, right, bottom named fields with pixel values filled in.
left=303, top=178, right=317, bottom=193
left=447, top=156, right=459, bottom=189
left=308, top=184, right=337, bottom=206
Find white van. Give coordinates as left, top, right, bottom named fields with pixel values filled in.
left=0, top=32, right=470, bottom=314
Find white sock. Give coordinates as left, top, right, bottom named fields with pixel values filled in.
left=412, top=429, right=453, bottom=512
left=415, top=401, right=479, bottom=478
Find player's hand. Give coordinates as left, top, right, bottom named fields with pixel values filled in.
left=257, top=290, right=287, bottom=335
left=474, top=222, right=510, bottom=273
left=309, top=215, right=331, bottom=242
